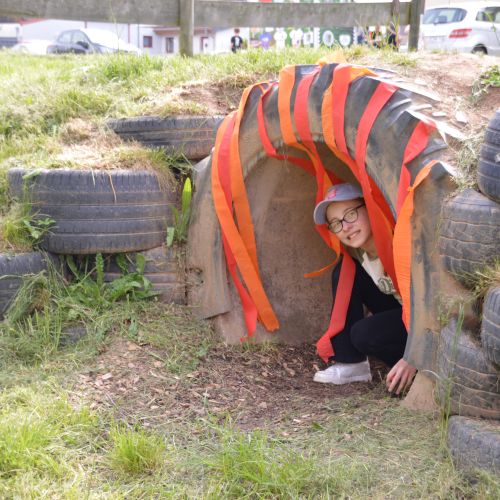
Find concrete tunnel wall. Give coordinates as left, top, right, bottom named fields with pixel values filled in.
left=187, top=63, right=458, bottom=373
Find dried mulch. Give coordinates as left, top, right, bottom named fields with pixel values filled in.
left=73, top=337, right=390, bottom=432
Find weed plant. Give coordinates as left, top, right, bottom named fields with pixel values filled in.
left=167, top=177, right=192, bottom=246
left=0, top=253, right=157, bottom=366
left=108, top=425, right=166, bottom=475
left=1, top=169, right=55, bottom=250
left=1, top=203, right=54, bottom=250
left=471, top=64, right=500, bottom=103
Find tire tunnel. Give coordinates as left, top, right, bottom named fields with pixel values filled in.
left=187, top=62, right=463, bottom=375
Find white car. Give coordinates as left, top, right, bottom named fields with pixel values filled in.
left=421, top=1, right=500, bottom=55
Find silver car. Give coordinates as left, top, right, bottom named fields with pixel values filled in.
left=421, top=1, right=500, bottom=55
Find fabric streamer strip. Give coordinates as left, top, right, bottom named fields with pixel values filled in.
left=393, top=160, right=439, bottom=329
left=212, top=114, right=258, bottom=335
left=212, top=112, right=279, bottom=334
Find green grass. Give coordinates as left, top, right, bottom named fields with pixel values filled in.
left=1, top=380, right=497, bottom=498
left=200, top=424, right=373, bottom=498
left=108, top=425, right=166, bottom=475
left=0, top=47, right=421, bottom=168
left=0, top=384, right=99, bottom=484
left=1, top=272, right=493, bottom=496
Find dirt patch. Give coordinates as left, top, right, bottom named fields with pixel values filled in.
left=399, top=53, right=499, bottom=131
left=73, top=336, right=389, bottom=432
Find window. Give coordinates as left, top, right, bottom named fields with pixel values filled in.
left=477, top=8, right=500, bottom=23
left=423, top=8, right=466, bottom=25
left=165, top=37, right=174, bottom=53
left=71, top=31, right=88, bottom=45
left=143, top=35, right=153, bottom=48
left=57, top=31, right=73, bottom=44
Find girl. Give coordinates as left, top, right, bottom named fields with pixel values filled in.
left=313, top=183, right=416, bottom=394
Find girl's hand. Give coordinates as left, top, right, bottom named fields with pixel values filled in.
left=386, top=359, right=416, bottom=395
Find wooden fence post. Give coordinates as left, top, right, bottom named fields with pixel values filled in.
left=408, top=0, right=424, bottom=51
left=180, top=0, right=194, bottom=56
left=391, top=0, right=400, bottom=19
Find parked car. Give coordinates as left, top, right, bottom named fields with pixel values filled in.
left=10, top=39, right=52, bottom=55
left=47, top=28, right=141, bottom=55
left=421, top=2, right=500, bottom=55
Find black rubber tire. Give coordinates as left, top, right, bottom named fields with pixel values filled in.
left=101, top=246, right=186, bottom=304
left=107, top=115, right=224, bottom=161
left=0, top=252, right=53, bottom=318
left=482, top=287, right=500, bottom=367
left=8, top=168, right=176, bottom=255
left=436, top=318, right=500, bottom=419
left=439, top=188, right=500, bottom=287
left=447, top=416, right=500, bottom=476
left=478, top=110, right=500, bottom=202
left=472, top=46, right=488, bottom=55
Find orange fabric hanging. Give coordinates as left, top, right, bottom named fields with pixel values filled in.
left=230, top=84, right=264, bottom=273
left=212, top=113, right=279, bottom=333
left=213, top=114, right=258, bottom=335
left=393, top=160, right=439, bottom=329
left=396, top=120, right=436, bottom=214
left=330, top=64, right=376, bottom=156
left=276, top=65, right=341, bottom=254
left=256, top=67, right=340, bottom=278
left=316, top=253, right=356, bottom=362
left=294, top=68, right=343, bottom=253
left=353, top=82, right=399, bottom=291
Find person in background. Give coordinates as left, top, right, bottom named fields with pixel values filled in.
left=230, top=28, right=243, bottom=53
left=312, top=183, right=416, bottom=395
left=355, top=26, right=366, bottom=45
left=387, top=22, right=399, bottom=50
left=368, top=25, right=383, bottom=48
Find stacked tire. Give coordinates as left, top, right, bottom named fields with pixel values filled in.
left=438, top=110, right=500, bottom=477
left=0, top=168, right=186, bottom=319
left=107, top=115, right=224, bottom=161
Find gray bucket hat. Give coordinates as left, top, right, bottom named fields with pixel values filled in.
left=313, top=183, right=363, bottom=225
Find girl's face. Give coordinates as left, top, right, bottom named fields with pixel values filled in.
left=325, top=199, right=374, bottom=253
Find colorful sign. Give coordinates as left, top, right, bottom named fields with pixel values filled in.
left=251, top=1, right=354, bottom=49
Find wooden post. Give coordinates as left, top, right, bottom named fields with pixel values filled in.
left=179, top=0, right=194, bottom=56
left=408, top=0, right=424, bottom=51
left=391, top=0, right=400, bottom=19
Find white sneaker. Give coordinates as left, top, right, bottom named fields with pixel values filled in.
left=313, top=359, right=372, bottom=384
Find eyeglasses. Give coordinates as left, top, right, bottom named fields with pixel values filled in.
left=327, top=203, right=365, bottom=234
